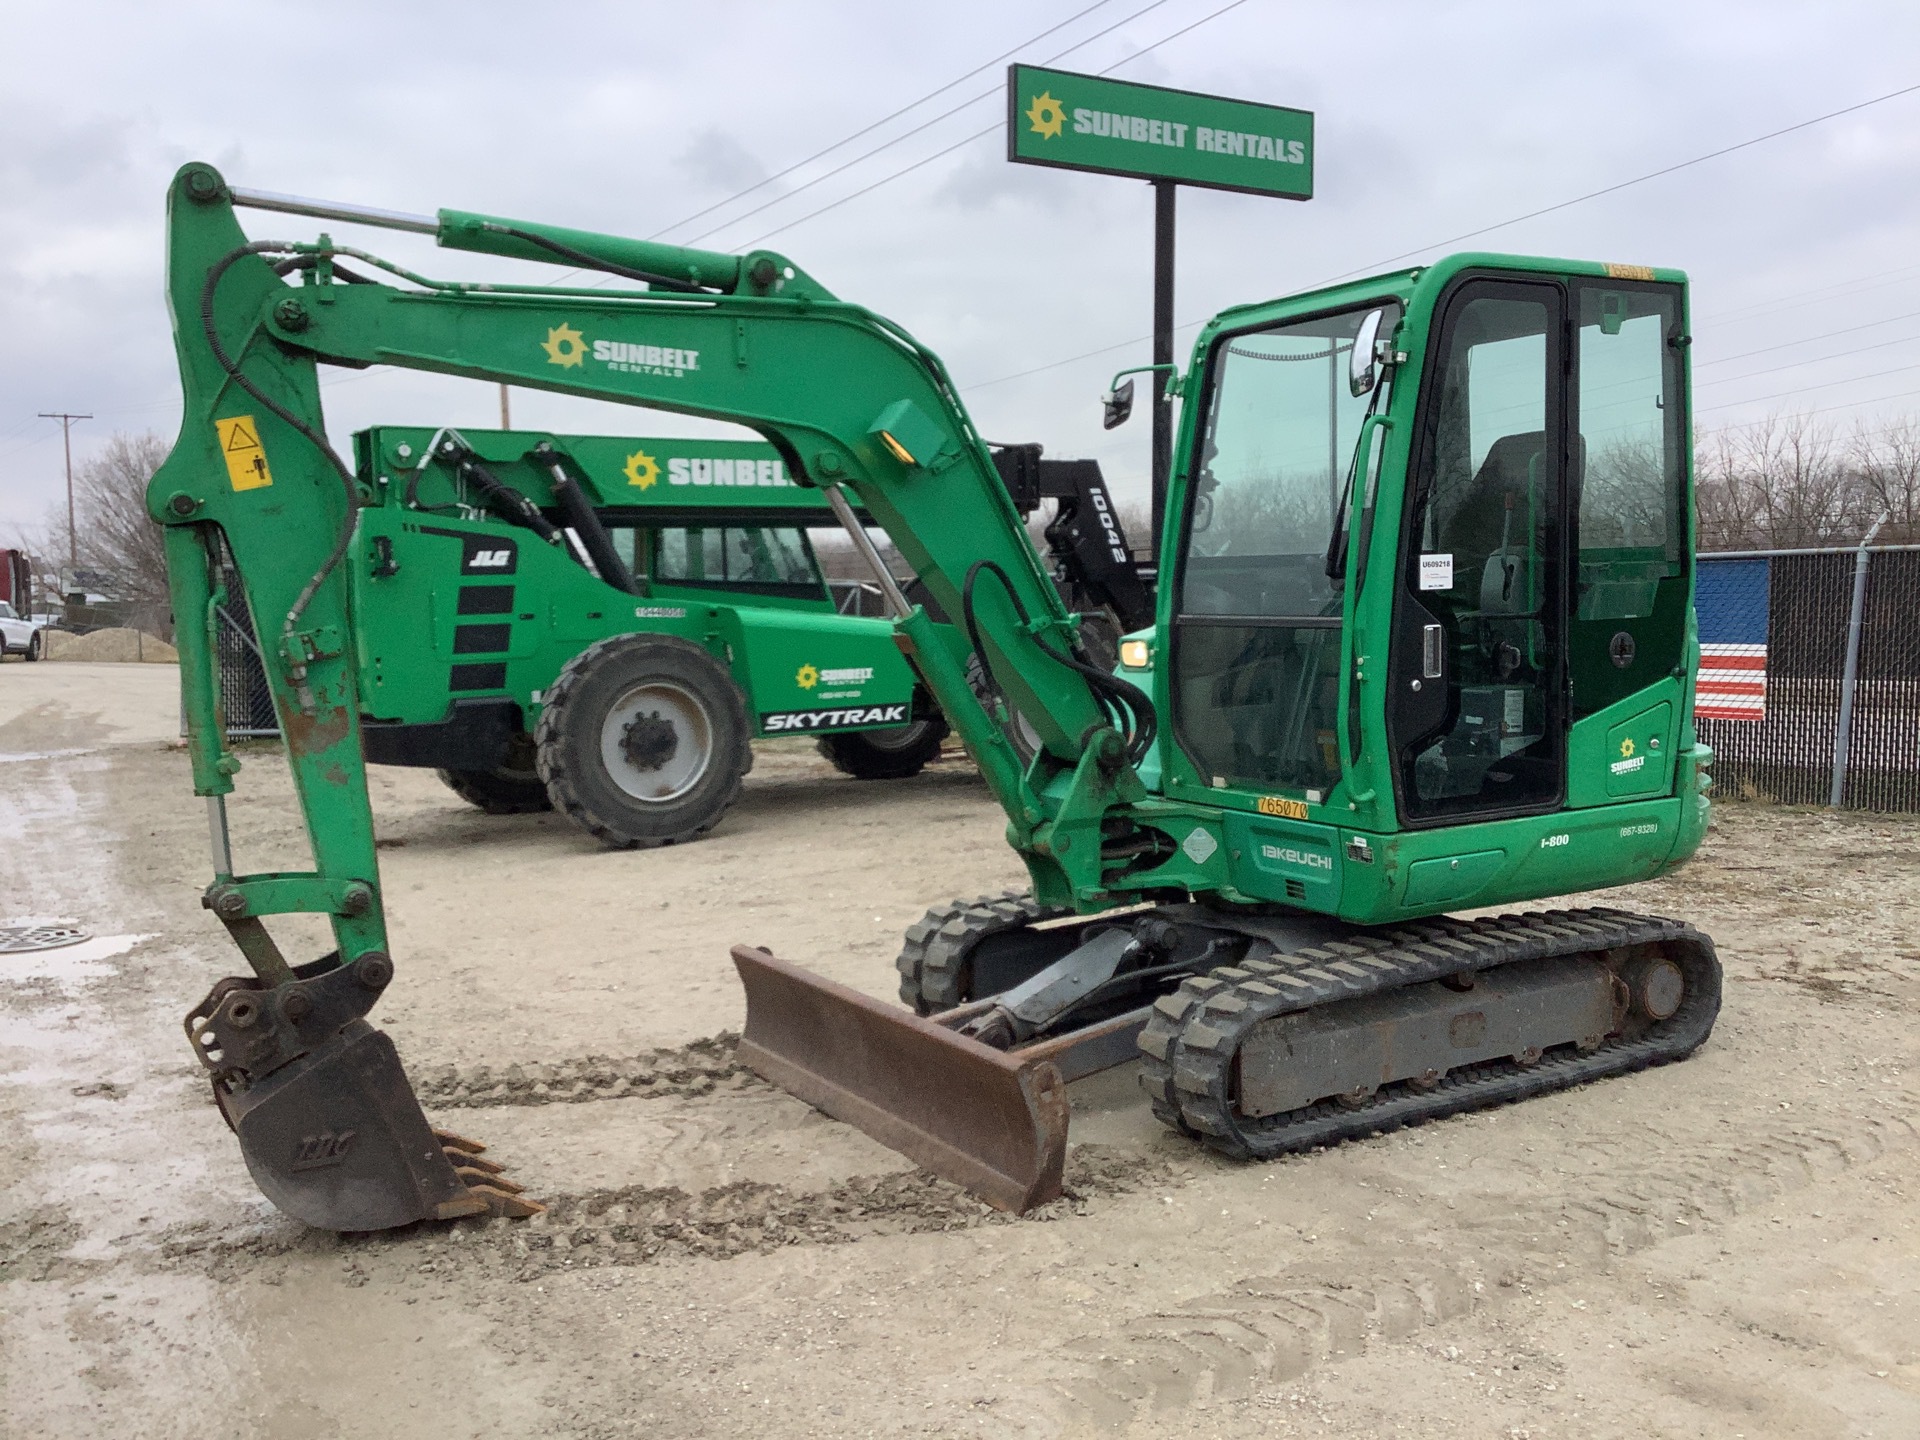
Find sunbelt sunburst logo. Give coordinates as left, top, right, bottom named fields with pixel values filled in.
left=542, top=324, right=700, bottom=378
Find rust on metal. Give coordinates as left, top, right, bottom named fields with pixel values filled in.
left=281, top=703, right=352, bottom=757
left=732, top=944, right=1069, bottom=1213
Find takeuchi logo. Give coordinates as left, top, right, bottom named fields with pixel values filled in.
left=1025, top=91, right=1066, bottom=140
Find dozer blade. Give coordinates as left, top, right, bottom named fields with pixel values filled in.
left=188, top=963, right=544, bottom=1231
left=732, top=945, right=1069, bottom=1213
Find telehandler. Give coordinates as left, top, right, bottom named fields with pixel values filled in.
left=343, top=424, right=950, bottom=844
left=339, top=423, right=1150, bottom=832
left=153, top=164, right=1717, bottom=1228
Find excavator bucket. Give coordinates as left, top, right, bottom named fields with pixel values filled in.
left=732, top=945, right=1070, bottom=1213
left=188, top=968, right=542, bottom=1231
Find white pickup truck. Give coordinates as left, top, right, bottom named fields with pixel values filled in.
left=0, top=601, right=44, bottom=660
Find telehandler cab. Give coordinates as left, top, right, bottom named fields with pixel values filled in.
left=153, top=164, right=1717, bottom=1228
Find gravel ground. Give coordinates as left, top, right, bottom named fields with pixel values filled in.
left=1, top=662, right=1914, bottom=1438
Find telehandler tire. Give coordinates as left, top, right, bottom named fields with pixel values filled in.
left=436, top=737, right=551, bottom=815
left=816, top=714, right=948, bottom=780
left=535, top=635, right=750, bottom=848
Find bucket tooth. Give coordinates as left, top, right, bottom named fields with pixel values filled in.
left=436, top=1193, right=492, bottom=1221
left=432, top=1128, right=488, bottom=1155
left=457, top=1167, right=524, bottom=1193
left=444, top=1148, right=506, bottom=1174
left=470, top=1185, right=545, bottom=1218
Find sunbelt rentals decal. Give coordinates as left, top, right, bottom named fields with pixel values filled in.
left=621, top=445, right=797, bottom=490
left=796, top=662, right=875, bottom=700
left=542, top=324, right=699, bottom=378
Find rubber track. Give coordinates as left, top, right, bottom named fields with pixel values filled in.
left=534, top=634, right=751, bottom=849
left=894, top=891, right=1073, bottom=1013
left=1137, top=907, right=1721, bottom=1159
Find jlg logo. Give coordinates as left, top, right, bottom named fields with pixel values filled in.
left=289, top=1130, right=357, bottom=1172
left=468, top=550, right=512, bottom=569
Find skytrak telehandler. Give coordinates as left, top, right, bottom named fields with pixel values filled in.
left=153, top=164, right=1718, bottom=1229
left=342, top=424, right=950, bottom=844
left=337, top=423, right=1150, bottom=838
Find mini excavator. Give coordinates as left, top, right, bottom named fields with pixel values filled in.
left=152, top=164, right=1718, bottom=1228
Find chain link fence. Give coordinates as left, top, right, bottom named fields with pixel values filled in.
left=1696, top=546, right=1920, bottom=811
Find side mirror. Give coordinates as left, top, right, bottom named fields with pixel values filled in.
left=1349, top=308, right=1386, bottom=398
left=1102, top=377, right=1136, bottom=431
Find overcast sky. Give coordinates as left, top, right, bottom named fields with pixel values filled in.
left=5, top=0, right=1920, bottom=542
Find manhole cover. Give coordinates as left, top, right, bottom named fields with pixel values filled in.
left=0, top=925, right=92, bottom=953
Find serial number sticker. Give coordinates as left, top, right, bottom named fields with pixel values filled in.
left=1257, top=795, right=1309, bottom=819
left=1539, top=833, right=1570, bottom=849
left=1418, top=552, right=1454, bottom=591
left=1619, top=821, right=1659, bottom=837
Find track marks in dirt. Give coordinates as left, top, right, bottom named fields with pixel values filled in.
left=411, top=1033, right=760, bottom=1108
left=148, top=1145, right=1171, bottom=1281
left=0, top=1207, right=83, bottom=1282
left=1032, top=1103, right=1919, bottom=1429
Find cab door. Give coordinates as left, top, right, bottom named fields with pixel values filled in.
left=1388, top=280, right=1569, bottom=824
left=1566, top=280, right=1690, bottom=800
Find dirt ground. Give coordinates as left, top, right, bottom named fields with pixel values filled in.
left=2, top=661, right=1915, bottom=1439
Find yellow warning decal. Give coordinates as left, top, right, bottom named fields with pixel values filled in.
left=216, top=415, right=274, bottom=491
left=1257, top=795, right=1309, bottom=820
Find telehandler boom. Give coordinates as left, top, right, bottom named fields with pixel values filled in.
left=153, top=164, right=1718, bottom=1228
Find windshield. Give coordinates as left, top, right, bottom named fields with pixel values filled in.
left=1179, top=301, right=1402, bottom=619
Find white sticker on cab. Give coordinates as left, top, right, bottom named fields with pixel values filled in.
left=1419, top=553, right=1454, bottom=591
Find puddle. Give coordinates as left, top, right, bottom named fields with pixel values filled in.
left=0, top=931, right=149, bottom=988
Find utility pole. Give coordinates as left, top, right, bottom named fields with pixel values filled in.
left=38, top=411, right=91, bottom=581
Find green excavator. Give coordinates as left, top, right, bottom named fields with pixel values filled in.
left=152, top=164, right=1718, bottom=1229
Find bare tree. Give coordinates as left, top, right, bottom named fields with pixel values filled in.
left=35, top=431, right=174, bottom=637
left=1849, top=415, right=1920, bottom=545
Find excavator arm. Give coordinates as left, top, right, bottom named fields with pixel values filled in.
left=151, top=163, right=1152, bottom=1228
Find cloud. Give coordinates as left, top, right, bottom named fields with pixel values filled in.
left=3, top=0, right=1919, bottom=538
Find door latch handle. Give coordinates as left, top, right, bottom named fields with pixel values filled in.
left=1421, top=623, right=1445, bottom=680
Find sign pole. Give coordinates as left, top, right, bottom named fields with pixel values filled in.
left=1150, top=180, right=1176, bottom=544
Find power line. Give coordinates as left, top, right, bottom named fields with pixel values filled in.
left=651, top=0, right=1129, bottom=242
left=691, top=0, right=1182, bottom=247
left=1696, top=331, right=1920, bottom=388
left=1702, top=261, right=1920, bottom=326
left=739, top=0, right=1255, bottom=250
left=1695, top=309, right=1920, bottom=368
left=1697, top=358, right=1920, bottom=414
left=1325, top=80, right=1920, bottom=282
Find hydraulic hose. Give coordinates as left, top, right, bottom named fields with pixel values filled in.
left=961, top=559, right=1156, bottom=768
left=199, top=241, right=361, bottom=657
left=540, top=452, right=640, bottom=594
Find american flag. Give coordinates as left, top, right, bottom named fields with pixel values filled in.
left=1695, top=557, right=1769, bottom=722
